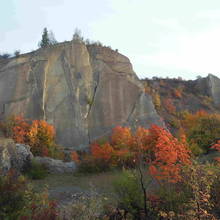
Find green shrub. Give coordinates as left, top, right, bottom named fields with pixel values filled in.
left=24, top=160, right=48, bottom=180
left=190, top=142, right=205, bottom=156
left=182, top=112, right=220, bottom=154
left=113, top=170, right=144, bottom=217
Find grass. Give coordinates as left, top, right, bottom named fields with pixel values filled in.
left=31, top=170, right=124, bottom=201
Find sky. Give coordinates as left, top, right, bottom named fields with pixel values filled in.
left=1, top=0, right=220, bottom=80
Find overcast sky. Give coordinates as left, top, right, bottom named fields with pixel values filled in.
left=1, top=0, right=220, bottom=79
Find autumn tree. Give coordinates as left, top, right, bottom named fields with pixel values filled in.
left=144, top=125, right=191, bottom=183
left=152, top=92, right=161, bottom=110
left=0, top=115, right=30, bottom=144
left=181, top=111, right=220, bottom=155
left=163, top=98, right=176, bottom=114
left=173, top=88, right=182, bottom=98
left=27, top=120, right=56, bottom=156
left=83, top=124, right=191, bottom=183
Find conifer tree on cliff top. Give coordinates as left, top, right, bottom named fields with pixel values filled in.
left=39, top=28, right=57, bottom=48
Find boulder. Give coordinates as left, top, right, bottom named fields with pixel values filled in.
left=0, top=138, right=33, bottom=174
left=34, top=156, right=76, bottom=174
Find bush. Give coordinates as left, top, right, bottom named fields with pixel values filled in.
left=181, top=111, right=220, bottom=154
left=77, top=154, right=111, bottom=173
left=180, top=162, right=218, bottom=219
left=0, top=170, right=58, bottom=220
left=211, top=172, right=220, bottom=217
left=154, top=183, right=192, bottom=217
left=78, top=125, right=191, bottom=183
left=24, top=160, right=48, bottom=180
left=0, top=170, right=27, bottom=219
left=0, top=116, right=64, bottom=159
left=113, top=170, right=144, bottom=218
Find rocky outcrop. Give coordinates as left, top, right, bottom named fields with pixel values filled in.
left=192, top=74, right=220, bottom=107
left=207, top=74, right=220, bottom=106
left=0, top=41, right=163, bottom=150
left=34, top=156, right=76, bottom=173
left=0, top=139, right=33, bottom=174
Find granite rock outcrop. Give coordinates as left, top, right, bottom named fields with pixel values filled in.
left=0, top=41, right=163, bottom=149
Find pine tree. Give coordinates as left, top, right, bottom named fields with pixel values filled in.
left=39, top=28, right=58, bottom=48
left=39, top=28, right=50, bottom=48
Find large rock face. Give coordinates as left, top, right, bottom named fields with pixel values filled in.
left=207, top=74, right=220, bottom=106
left=0, top=41, right=163, bottom=149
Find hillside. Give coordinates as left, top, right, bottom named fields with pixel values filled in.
left=142, top=74, right=220, bottom=133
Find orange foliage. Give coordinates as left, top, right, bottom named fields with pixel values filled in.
left=71, top=151, right=80, bottom=163
left=91, top=142, right=114, bottom=161
left=111, top=126, right=133, bottom=147
left=173, top=88, right=182, bottom=98
left=163, top=98, right=176, bottom=113
left=12, top=116, right=30, bottom=144
left=0, top=115, right=64, bottom=158
left=27, top=120, right=56, bottom=156
left=146, top=125, right=191, bottom=182
left=181, top=110, right=208, bottom=128
left=86, top=124, right=191, bottom=182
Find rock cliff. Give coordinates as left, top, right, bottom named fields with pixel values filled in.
left=0, top=41, right=163, bottom=149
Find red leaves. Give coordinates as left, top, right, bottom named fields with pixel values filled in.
left=163, top=98, right=176, bottom=113
left=91, top=142, right=114, bottom=161
left=12, top=116, right=30, bottom=144
left=211, top=140, right=220, bottom=152
left=211, top=140, right=220, bottom=164
left=146, top=125, right=191, bottom=183
left=88, top=124, right=191, bottom=182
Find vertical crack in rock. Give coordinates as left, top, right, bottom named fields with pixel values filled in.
left=126, top=91, right=142, bottom=126
left=61, top=52, right=76, bottom=114
left=42, top=63, right=47, bottom=120
left=87, top=71, right=101, bottom=144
